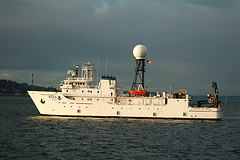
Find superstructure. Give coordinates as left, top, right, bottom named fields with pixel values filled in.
left=28, top=45, right=223, bottom=119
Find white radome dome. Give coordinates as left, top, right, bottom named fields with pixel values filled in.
left=133, top=45, right=147, bottom=59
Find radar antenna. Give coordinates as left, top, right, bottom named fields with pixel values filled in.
left=131, top=45, right=148, bottom=91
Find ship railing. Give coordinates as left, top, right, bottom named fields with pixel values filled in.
left=168, top=94, right=187, bottom=99
left=115, top=97, right=165, bottom=106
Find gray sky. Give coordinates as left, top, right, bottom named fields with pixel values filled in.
left=0, top=0, right=239, bottom=95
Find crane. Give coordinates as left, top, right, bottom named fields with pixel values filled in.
left=197, top=82, right=222, bottom=108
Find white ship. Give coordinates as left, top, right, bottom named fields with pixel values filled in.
left=28, top=45, right=223, bottom=120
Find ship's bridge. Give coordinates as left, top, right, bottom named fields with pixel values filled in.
left=59, top=63, right=123, bottom=97
left=60, top=63, right=94, bottom=89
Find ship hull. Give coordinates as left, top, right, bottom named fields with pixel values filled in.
left=28, top=91, right=223, bottom=120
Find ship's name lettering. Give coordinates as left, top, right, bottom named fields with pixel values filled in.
left=49, top=95, right=57, bottom=99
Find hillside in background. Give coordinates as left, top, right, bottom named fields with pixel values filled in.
left=0, top=79, right=59, bottom=96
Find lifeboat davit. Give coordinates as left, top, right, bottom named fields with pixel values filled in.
left=128, top=90, right=149, bottom=95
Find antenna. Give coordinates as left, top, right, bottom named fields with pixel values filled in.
left=105, top=57, right=108, bottom=75
left=97, top=57, right=99, bottom=85
left=32, top=73, right=34, bottom=90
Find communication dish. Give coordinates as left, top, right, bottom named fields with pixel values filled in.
left=133, top=45, right=147, bottom=59
left=67, top=70, right=75, bottom=76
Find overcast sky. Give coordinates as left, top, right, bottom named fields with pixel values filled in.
left=0, top=0, right=239, bottom=95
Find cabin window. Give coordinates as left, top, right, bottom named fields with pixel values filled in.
left=153, top=113, right=157, bottom=116
left=111, top=92, right=113, bottom=97
left=97, top=91, right=99, bottom=93
left=73, top=98, right=75, bottom=100
left=77, top=109, right=81, bottom=113
left=97, top=99, right=99, bottom=101
left=117, top=111, right=120, bottom=115
left=66, top=90, right=68, bottom=92
left=82, top=90, right=84, bottom=93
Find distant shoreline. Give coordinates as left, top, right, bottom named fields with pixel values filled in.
left=0, top=79, right=60, bottom=96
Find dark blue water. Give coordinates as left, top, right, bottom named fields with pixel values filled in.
left=0, top=96, right=240, bottom=159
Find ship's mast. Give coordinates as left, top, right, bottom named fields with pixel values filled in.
left=81, top=62, right=94, bottom=81
left=131, top=45, right=148, bottom=91
left=131, top=59, right=146, bottom=90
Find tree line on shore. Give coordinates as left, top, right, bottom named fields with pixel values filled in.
left=0, top=79, right=59, bottom=96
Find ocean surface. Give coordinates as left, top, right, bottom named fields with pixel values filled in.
left=0, top=96, right=240, bottom=160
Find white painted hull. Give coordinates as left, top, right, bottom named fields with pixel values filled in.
left=28, top=91, right=223, bottom=120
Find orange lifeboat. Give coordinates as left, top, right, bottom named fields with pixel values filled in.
left=128, top=90, right=149, bottom=95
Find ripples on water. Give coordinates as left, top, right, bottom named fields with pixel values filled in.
left=0, top=96, right=240, bottom=159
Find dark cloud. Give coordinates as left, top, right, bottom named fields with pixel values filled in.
left=0, top=0, right=239, bottom=95
left=183, top=0, right=239, bottom=9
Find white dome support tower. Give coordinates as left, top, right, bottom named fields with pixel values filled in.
left=131, top=45, right=148, bottom=91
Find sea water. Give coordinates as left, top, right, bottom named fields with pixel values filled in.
left=0, top=96, right=240, bottom=159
